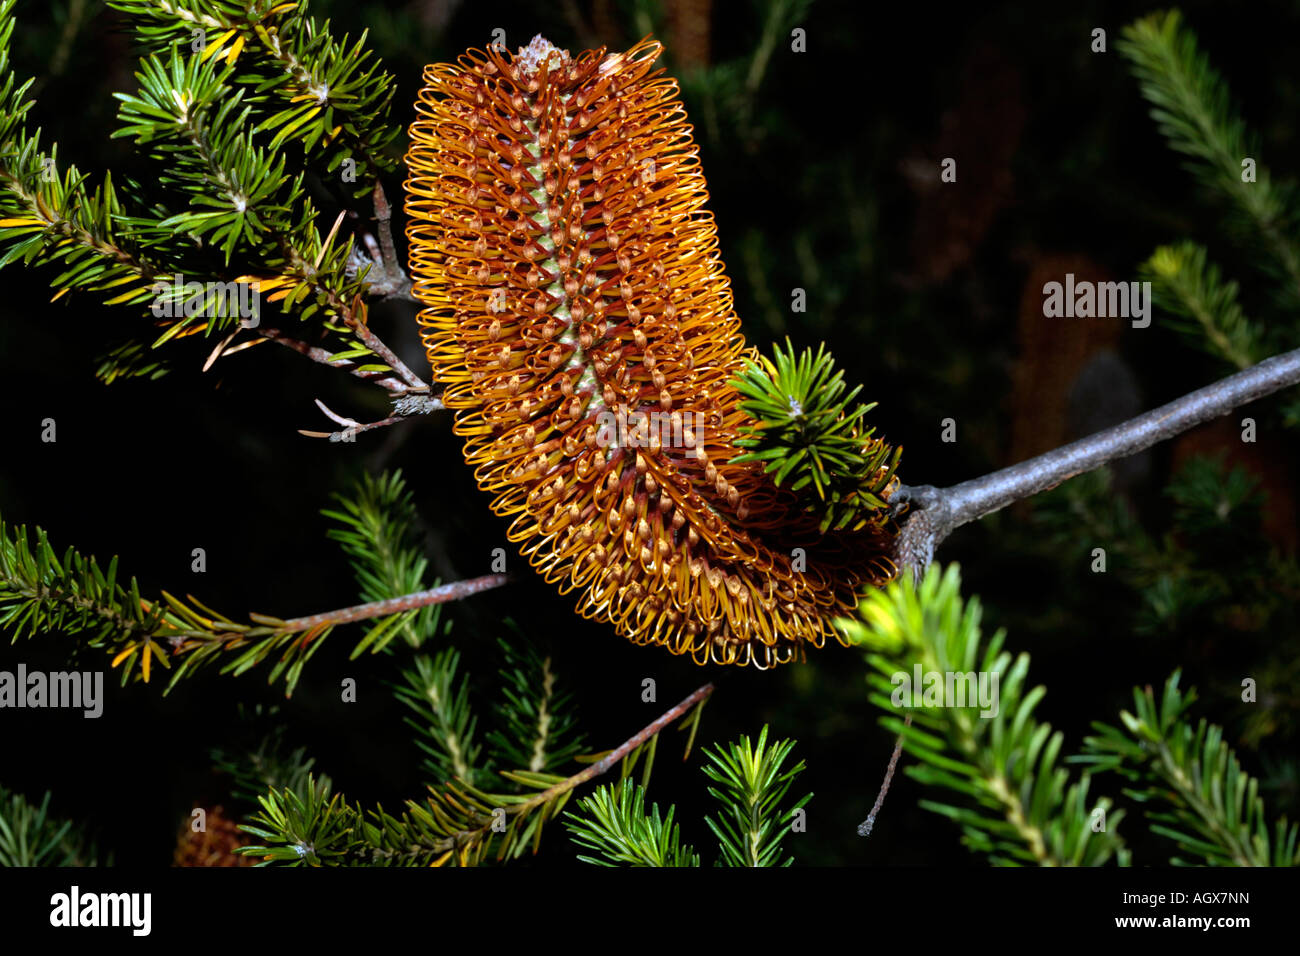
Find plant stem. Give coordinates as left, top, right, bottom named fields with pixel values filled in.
left=276, top=574, right=509, bottom=632
left=858, top=713, right=910, bottom=837
left=894, top=345, right=1300, bottom=577
left=413, top=682, right=715, bottom=863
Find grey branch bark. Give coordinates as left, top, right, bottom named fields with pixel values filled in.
left=893, top=345, right=1300, bottom=579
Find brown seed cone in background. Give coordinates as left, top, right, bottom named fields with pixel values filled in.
left=405, top=35, right=897, bottom=668
left=173, top=804, right=251, bottom=867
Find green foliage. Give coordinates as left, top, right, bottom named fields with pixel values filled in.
left=841, top=563, right=1300, bottom=866
left=1079, top=672, right=1300, bottom=866
left=393, top=648, right=484, bottom=787
left=564, top=725, right=809, bottom=867
left=390, top=631, right=586, bottom=791
left=702, top=725, right=810, bottom=867
left=1029, top=456, right=1288, bottom=635
left=95, top=339, right=173, bottom=383
left=1142, top=241, right=1261, bottom=369
left=0, top=0, right=166, bottom=308
left=1167, top=453, right=1263, bottom=543
left=487, top=635, right=586, bottom=774
left=839, top=564, right=1128, bottom=866
left=1028, top=456, right=1300, bottom=761
left=0, top=0, right=403, bottom=383
left=350, top=771, right=578, bottom=866
left=114, top=47, right=311, bottom=265
left=1120, top=10, right=1300, bottom=308
left=238, top=773, right=356, bottom=866
left=733, top=338, right=900, bottom=532
left=0, top=470, right=477, bottom=695
left=1121, top=9, right=1300, bottom=436
left=0, top=505, right=343, bottom=693
left=565, top=779, right=700, bottom=867
left=0, top=784, right=103, bottom=867
left=229, top=585, right=607, bottom=865
left=210, top=707, right=326, bottom=808
left=322, top=469, right=446, bottom=653
left=0, top=448, right=605, bottom=866
left=0, top=508, right=161, bottom=656
left=237, top=693, right=706, bottom=867
left=108, top=0, right=398, bottom=189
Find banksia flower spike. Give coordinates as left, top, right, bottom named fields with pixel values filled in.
left=405, top=35, right=899, bottom=668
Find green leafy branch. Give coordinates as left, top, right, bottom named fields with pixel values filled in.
left=487, top=635, right=586, bottom=775
left=393, top=648, right=484, bottom=787
left=238, top=682, right=714, bottom=866
left=564, top=725, right=809, bottom=867
left=563, top=779, right=700, bottom=866
left=1116, top=10, right=1300, bottom=429
left=1078, top=672, right=1300, bottom=866
left=0, top=471, right=506, bottom=696
left=0, top=0, right=416, bottom=393
left=702, top=725, right=810, bottom=866
left=1142, top=241, right=1261, bottom=370
left=733, top=338, right=900, bottom=532
left=0, top=0, right=167, bottom=308
left=0, top=784, right=104, bottom=867
left=107, top=0, right=399, bottom=189
left=838, top=564, right=1128, bottom=866
left=1120, top=9, right=1300, bottom=308
left=321, top=468, right=446, bottom=654
left=393, top=634, right=585, bottom=791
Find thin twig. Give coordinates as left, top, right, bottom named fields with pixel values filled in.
left=572, top=682, right=716, bottom=781
left=275, top=235, right=427, bottom=391
left=358, top=181, right=414, bottom=301
left=276, top=574, right=509, bottom=633
left=256, top=326, right=411, bottom=393
left=340, top=306, right=426, bottom=391
left=299, top=414, right=406, bottom=442
left=312, top=396, right=360, bottom=428
left=250, top=330, right=442, bottom=440
left=858, top=713, right=911, bottom=837
left=373, top=182, right=402, bottom=286
left=371, top=682, right=715, bottom=864
left=298, top=394, right=443, bottom=442
left=893, top=345, right=1300, bottom=578
left=453, top=682, right=716, bottom=841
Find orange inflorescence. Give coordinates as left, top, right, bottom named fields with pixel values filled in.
left=405, top=35, right=897, bottom=668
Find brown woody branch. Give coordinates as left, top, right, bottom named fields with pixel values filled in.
left=275, top=574, right=509, bottom=633
left=361, top=181, right=414, bottom=302
left=255, top=326, right=411, bottom=392
left=893, top=345, right=1300, bottom=579
left=443, top=682, right=716, bottom=858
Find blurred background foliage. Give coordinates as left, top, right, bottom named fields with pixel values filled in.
left=1, top=0, right=1298, bottom=865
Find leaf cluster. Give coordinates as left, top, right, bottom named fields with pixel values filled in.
left=0, top=471, right=465, bottom=695
left=1078, top=672, right=1300, bottom=866
left=0, top=785, right=104, bottom=867
left=564, top=725, right=809, bottom=867
left=322, top=468, right=447, bottom=654
left=839, top=564, right=1127, bottom=865
left=1120, top=10, right=1300, bottom=363
left=733, top=338, right=900, bottom=532
left=0, top=0, right=402, bottom=383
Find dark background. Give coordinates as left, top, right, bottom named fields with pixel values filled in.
left=1, top=0, right=1298, bottom=866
